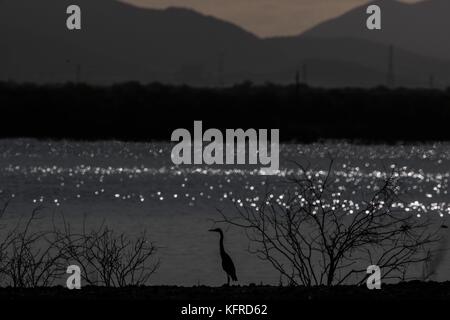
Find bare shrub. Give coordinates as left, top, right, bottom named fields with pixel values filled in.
left=0, top=207, right=65, bottom=287
left=218, top=161, right=440, bottom=286
left=0, top=202, right=160, bottom=288
left=55, top=219, right=160, bottom=287
left=0, top=199, right=11, bottom=284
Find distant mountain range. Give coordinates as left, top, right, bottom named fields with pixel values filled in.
left=302, top=0, right=450, bottom=61
left=1, top=0, right=449, bottom=87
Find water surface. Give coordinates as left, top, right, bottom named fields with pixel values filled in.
left=0, top=139, right=449, bottom=285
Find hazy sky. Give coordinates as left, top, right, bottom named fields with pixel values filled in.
left=122, top=0, right=422, bottom=37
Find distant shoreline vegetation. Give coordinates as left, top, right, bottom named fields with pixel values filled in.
left=0, top=82, right=449, bottom=143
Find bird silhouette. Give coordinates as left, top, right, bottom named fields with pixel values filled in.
left=209, top=228, right=238, bottom=285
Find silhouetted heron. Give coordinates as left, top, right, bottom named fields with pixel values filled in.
left=209, top=228, right=238, bottom=285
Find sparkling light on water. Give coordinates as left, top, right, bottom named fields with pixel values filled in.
left=0, top=140, right=449, bottom=218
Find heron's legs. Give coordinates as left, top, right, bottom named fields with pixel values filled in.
left=227, top=275, right=230, bottom=286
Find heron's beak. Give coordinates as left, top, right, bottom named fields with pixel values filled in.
left=208, top=229, right=216, bottom=232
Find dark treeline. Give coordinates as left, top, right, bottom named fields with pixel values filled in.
left=0, top=82, right=449, bottom=143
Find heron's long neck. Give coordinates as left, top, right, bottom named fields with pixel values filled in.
left=219, top=231, right=225, bottom=254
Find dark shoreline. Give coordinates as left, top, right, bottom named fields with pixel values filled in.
left=1, top=281, right=450, bottom=301
left=2, top=283, right=449, bottom=319
left=1, top=82, right=450, bottom=144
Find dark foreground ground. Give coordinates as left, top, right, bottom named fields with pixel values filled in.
left=2, top=282, right=449, bottom=318
left=1, top=281, right=450, bottom=301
